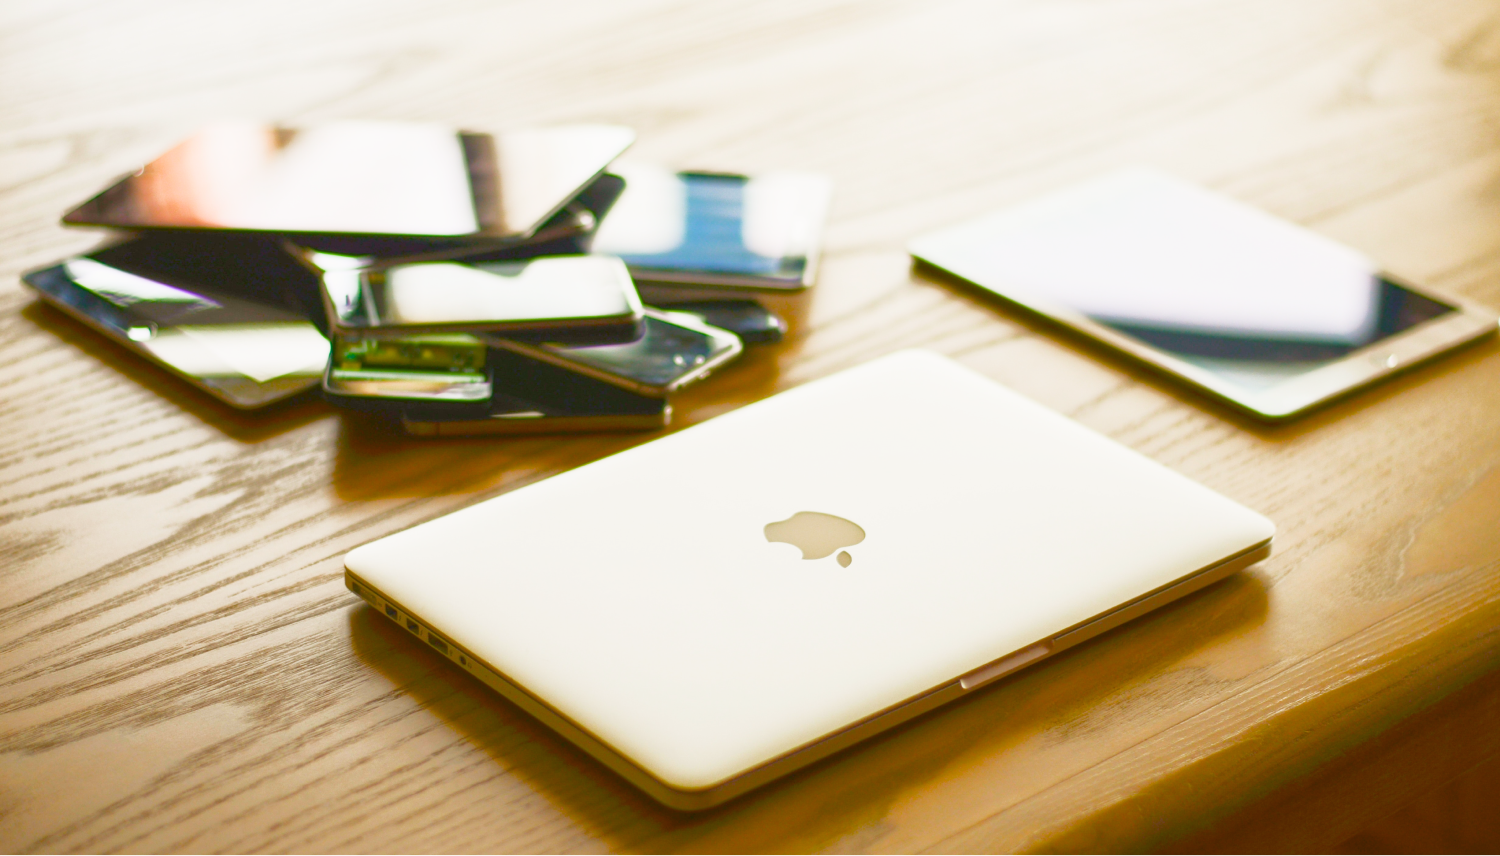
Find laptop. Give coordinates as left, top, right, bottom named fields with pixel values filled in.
left=344, top=350, right=1273, bottom=809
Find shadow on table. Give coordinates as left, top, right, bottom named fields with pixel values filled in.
left=346, top=565, right=1270, bottom=851
left=24, top=288, right=798, bottom=502
left=326, top=341, right=790, bottom=502
left=330, top=411, right=578, bottom=501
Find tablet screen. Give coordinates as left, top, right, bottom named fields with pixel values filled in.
left=911, top=169, right=1455, bottom=391
left=22, top=237, right=328, bottom=407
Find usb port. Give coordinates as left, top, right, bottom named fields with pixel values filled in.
left=385, top=605, right=398, bottom=619
left=428, top=636, right=448, bottom=654
left=407, top=619, right=420, bottom=634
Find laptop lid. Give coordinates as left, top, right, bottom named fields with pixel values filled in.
left=345, top=350, right=1273, bottom=804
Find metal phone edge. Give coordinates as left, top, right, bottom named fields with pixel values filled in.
left=400, top=406, right=670, bottom=437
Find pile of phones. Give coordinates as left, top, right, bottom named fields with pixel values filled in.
left=22, top=121, right=832, bottom=434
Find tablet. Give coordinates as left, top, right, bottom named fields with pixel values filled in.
left=343, top=350, right=1273, bottom=809
left=22, top=235, right=328, bottom=409
left=62, top=121, right=634, bottom=245
left=910, top=169, right=1498, bottom=420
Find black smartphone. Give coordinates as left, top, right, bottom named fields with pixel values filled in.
left=323, top=332, right=492, bottom=416
left=325, top=345, right=668, bottom=435
left=303, top=172, right=628, bottom=260
left=643, top=299, right=785, bottom=345
left=401, top=350, right=669, bottom=436
left=589, top=165, right=831, bottom=292
left=311, top=253, right=645, bottom=344
left=491, top=308, right=743, bottom=398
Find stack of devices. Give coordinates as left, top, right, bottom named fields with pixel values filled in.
left=22, top=121, right=833, bottom=434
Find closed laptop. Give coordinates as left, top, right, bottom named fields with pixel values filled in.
left=344, top=350, right=1274, bottom=809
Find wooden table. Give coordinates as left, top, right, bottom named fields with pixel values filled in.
left=4, top=0, right=1500, bottom=851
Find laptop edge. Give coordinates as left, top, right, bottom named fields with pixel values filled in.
left=345, top=536, right=1270, bottom=810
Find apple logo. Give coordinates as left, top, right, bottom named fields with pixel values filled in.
left=764, top=511, right=866, bottom=567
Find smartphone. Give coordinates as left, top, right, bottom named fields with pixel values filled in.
left=309, top=172, right=628, bottom=261
left=61, top=121, right=635, bottom=251
left=644, top=299, right=785, bottom=345
left=324, top=332, right=492, bottom=412
left=491, top=308, right=743, bottom=397
left=589, top=164, right=831, bottom=292
left=21, top=235, right=328, bottom=409
left=313, top=254, right=644, bottom=344
left=436, top=173, right=627, bottom=263
left=400, top=350, right=670, bottom=436
left=910, top=168, right=1499, bottom=420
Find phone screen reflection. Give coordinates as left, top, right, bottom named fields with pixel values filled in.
left=64, top=121, right=634, bottom=240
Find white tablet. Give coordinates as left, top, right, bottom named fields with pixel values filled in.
left=344, top=350, right=1273, bottom=809
left=910, top=169, right=1497, bottom=420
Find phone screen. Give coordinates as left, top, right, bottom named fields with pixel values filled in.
left=911, top=169, right=1456, bottom=392
left=318, top=255, right=640, bottom=336
left=22, top=235, right=328, bottom=408
left=590, top=165, right=830, bottom=286
left=531, top=311, right=741, bottom=390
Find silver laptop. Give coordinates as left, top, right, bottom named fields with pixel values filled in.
left=344, top=350, right=1273, bottom=809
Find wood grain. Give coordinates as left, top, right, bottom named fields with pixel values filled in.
left=3, top=0, right=1500, bottom=851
